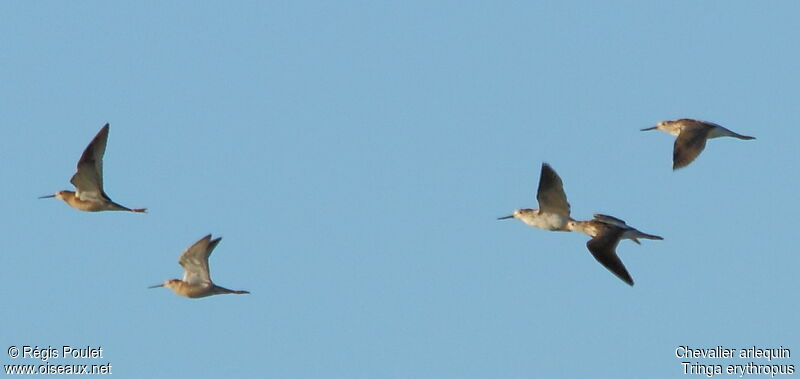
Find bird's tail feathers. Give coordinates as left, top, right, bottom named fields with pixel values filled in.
left=637, top=232, right=663, bottom=241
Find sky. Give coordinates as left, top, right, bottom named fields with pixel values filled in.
left=1, top=1, right=798, bottom=378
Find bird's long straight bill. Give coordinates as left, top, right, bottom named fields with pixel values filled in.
left=38, top=194, right=55, bottom=199
left=640, top=126, right=658, bottom=131
left=497, top=215, right=514, bottom=220
left=147, top=284, right=164, bottom=289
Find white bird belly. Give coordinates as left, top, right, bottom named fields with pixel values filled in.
left=521, top=212, right=568, bottom=230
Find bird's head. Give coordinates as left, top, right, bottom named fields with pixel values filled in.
left=149, top=279, right=181, bottom=291
left=39, top=190, right=71, bottom=200
left=498, top=209, right=535, bottom=221
left=640, top=122, right=660, bottom=132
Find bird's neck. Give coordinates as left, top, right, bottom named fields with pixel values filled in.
left=568, top=220, right=596, bottom=236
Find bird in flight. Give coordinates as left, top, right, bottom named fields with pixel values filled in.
left=499, top=163, right=662, bottom=286
left=567, top=214, right=663, bottom=286
left=149, top=234, right=250, bottom=298
left=498, top=163, right=571, bottom=231
left=40, top=123, right=146, bottom=212
left=641, top=119, right=755, bottom=170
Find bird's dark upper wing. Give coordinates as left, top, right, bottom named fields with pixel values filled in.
left=592, top=214, right=628, bottom=227
left=586, top=227, right=634, bottom=286
left=70, top=124, right=109, bottom=199
left=536, top=163, right=571, bottom=217
left=673, top=123, right=711, bottom=170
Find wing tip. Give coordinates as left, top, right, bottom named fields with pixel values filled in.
left=672, top=158, right=690, bottom=170
left=622, top=274, right=634, bottom=286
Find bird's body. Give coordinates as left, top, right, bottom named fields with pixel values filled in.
left=158, top=280, right=247, bottom=299
left=49, top=190, right=141, bottom=212
left=40, top=123, right=146, bottom=212
left=150, top=235, right=249, bottom=299
left=641, top=119, right=755, bottom=170
left=499, top=163, right=572, bottom=231
left=567, top=214, right=663, bottom=286
left=510, top=209, right=571, bottom=231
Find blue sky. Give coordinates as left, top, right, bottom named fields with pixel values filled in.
left=1, top=1, right=797, bottom=377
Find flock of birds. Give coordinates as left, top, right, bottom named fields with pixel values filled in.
left=40, top=124, right=249, bottom=298
left=498, top=118, right=755, bottom=286
left=40, top=119, right=755, bottom=295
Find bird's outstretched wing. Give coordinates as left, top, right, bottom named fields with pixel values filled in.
left=179, top=234, right=222, bottom=285
left=536, top=163, right=571, bottom=218
left=593, top=214, right=628, bottom=228
left=70, top=124, right=109, bottom=201
left=586, top=227, right=634, bottom=286
left=673, top=123, right=711, bottom=170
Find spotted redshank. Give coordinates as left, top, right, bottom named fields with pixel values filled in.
left=149, top=235, right=250, bottom=298
left=39, top=123, right=146, bottom=212
left=566, top=214, right=663, bottom=286
left=498, top=163, right=571, bottom=231
left=641, top=119, right=755, bottom=170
